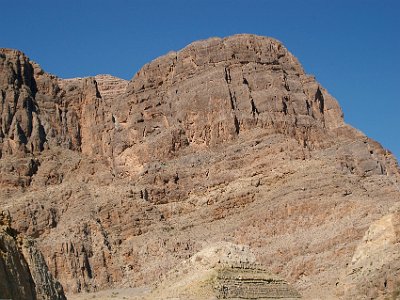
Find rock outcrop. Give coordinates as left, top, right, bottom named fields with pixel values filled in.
left=0, top=211, right=66, bottom=300
left=0, top=48, right=112, bottom=159
left=0, top=34, right=399, bottom=299
left=337, top=204, right=400, bottom=299
left=94, top=74, right=128, bottom=101
left=147, top=242, right=301, bottom=299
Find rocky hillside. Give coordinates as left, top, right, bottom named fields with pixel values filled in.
left=0, top=34, right=399, bottom=299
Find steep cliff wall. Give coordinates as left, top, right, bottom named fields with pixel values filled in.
left=0, top=35, right=399, bottom=299
left=0, top=211, right=66, bottom=300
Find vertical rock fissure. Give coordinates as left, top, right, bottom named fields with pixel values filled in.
left=250, top=99, right=259, bottom=117
left=282, top=98, right=288, bottom=115
left=305, top=99, right=311, bottom=116
left=225, top=65, right=240, bottom=135
left=224, top=67, right=232, bottom=84
left=228, top=90, right=237, bottom=110
left=315, top=86, right=325, bottom=114
left=234, top=115, right=240, bottom=134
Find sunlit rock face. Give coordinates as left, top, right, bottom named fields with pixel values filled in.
left=0, top=34, right=399, bottom=299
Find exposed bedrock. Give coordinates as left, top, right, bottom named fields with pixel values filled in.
left=0, top=35, right=399, bottom=299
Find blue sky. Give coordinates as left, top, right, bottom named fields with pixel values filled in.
left=1, top=0, right=399, bottom=160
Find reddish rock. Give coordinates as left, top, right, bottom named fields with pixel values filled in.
left=0, top=211, right=66, bottom=300
left=0, top=35, right=399, bottom=299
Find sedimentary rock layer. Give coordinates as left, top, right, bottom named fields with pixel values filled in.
left=0, top=35, right=399, bottom=299
left=147, top=242, right=301, bottom=299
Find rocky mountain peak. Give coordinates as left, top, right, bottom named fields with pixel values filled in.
left=0, top=35, right=399, bottom=299
left=109, top=34, right=346, bottom=181
left=128, top=34, right=343, bottom=136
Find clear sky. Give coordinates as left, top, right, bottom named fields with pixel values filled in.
left=1, top=0, right=399, bottom=160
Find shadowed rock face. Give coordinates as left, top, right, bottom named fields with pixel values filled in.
left=0, top=212, right=66, bottom=300
left=0, top=34, right=399, bottom=299
left=0, top=48, right=111, bottom=159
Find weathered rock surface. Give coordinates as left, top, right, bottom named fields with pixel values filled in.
left=0, top=211, right=66, bottom=300
left=337, top=204, right=400, bottom=299
left=93, top=74, right=128, bottom=101
left=0, top=34, right=399, bottom=299
left=147, top=242, right=301, bottom=299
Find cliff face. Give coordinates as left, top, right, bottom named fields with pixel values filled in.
left=0, top=34, right=399, bottom=299
left=0, top=48, right=112, bottom=159
left=110, top=35, right=345, bottom=178
left=0, top=212, right=66, bottom=300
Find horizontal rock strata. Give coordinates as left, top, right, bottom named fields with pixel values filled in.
left=0, top=35, right=399, bottom=299
left=147, top=242, right=301, bottom=299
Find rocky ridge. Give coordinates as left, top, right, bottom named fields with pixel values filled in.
left=0, top=35, right=399, bottom=299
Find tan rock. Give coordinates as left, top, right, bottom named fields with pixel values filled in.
left=0, top=211, right=66, bottom=300
left=147, top=242, right=301, bottom=299
left=94, top=74, right=128, bottom=102
left=0, top=34, right=399, bottom=299
left=337, top=204, right=400, bottom=299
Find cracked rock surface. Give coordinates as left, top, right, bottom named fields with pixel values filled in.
left=146, top=242, right=301, bottom=299
left=0, top=211, right=66, bottom=300
left=0, top=34, right=399, bottom=299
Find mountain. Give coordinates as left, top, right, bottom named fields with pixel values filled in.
left=0, top=34, right=399, bottom=299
